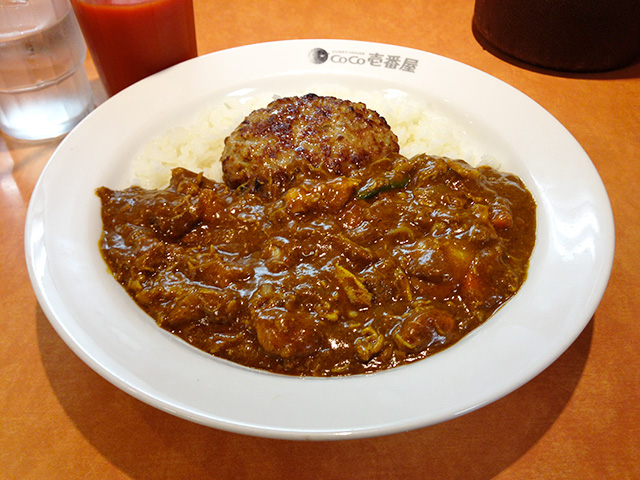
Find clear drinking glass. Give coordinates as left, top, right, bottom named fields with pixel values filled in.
left=0, top=0, right=94, bottom=141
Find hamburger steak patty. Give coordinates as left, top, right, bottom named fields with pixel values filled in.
left=221, top=94, right=400, bottom=198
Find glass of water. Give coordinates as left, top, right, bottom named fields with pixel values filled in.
left=0, top=0, right=94, bottom=141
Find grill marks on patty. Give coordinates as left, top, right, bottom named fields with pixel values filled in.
left=221, top=94, right=400, bottom=199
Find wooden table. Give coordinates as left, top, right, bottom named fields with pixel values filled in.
left=2, top=1, right=639, bottom=478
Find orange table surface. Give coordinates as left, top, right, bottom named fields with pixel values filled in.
left=2, top=1, right=639, bottom=478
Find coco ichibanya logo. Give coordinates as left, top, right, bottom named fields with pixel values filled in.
left=309, top=48, right=419, bottom=73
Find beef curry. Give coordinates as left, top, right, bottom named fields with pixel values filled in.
left=97, top=152, right=536, bottom=376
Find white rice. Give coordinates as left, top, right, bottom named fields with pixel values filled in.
left=132, top=86, right=496, bottom=189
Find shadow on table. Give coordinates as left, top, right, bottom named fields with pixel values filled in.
left=37, top=306, right=594, bottom=480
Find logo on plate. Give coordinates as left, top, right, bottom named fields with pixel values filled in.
left=309, top=48, right=329, bottom=64
left=308, top=47, right=419, bottom=72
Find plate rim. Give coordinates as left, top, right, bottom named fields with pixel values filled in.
left=24, top=39, right=615, bottom=440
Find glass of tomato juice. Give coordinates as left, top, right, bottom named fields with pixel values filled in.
left=70, top=0, right=197, bottom=96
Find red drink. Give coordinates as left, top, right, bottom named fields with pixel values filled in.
left=71, top=0, right=197, bottom=96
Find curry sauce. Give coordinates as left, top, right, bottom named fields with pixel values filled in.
left=97, top=153, right=536, bottom=376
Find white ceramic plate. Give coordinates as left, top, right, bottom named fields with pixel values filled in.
left=25, top=40, right=614, bottom=440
